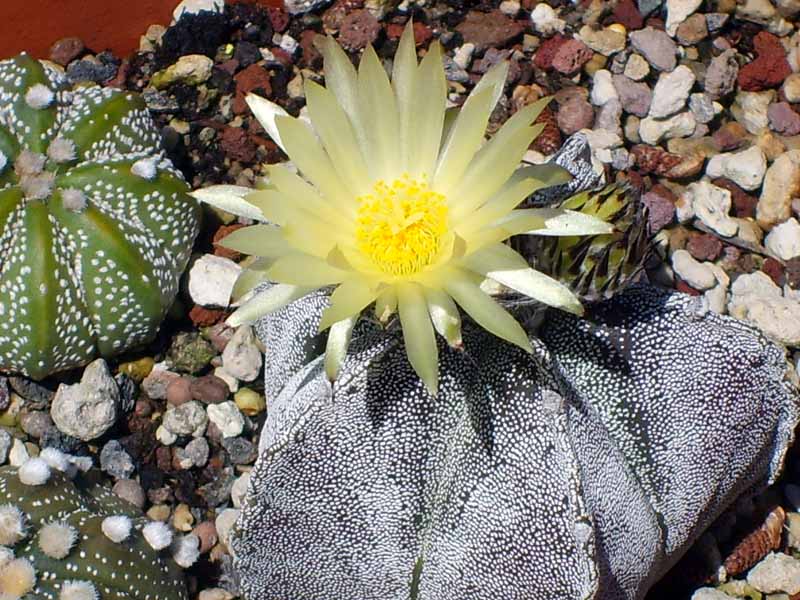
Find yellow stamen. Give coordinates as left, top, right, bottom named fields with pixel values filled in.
left=355, top=175, right=448, bottom=277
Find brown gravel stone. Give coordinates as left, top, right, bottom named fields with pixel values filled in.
left=456, top=10, right=525, bottom=52
left=711, top=121, right=747, bottom=152
left=321, top=0, right=363, bottom=34
left=338, top=9, right=380, bottom=51
left=631, top=144, right=681, bottom=176
left=113, top=479, right=146, bottom=509
left=762, top=257, right=785, bottom=286
left=49, top=37, right=85, bottom=66
left=723, top=506, right=785, bottom=577
left=189, top=306, right=228, bottom=327
left=531, top=105, right=562, bottom=154
left=612, top=0, right=644, bottom=30
left=267, top=5, right=290, bottom=33
left=191, top=375, right=229, bottom=405
left=556, top=97, right=594, bottom=135
left=193, top=521, right=219, bottom=554
left=676, top=14, right=708, bottom=46
left=687, top=233, right=723, bottom=261
left=233, top=64, right=272, bottom=115
left=785, top=257, right=800, bottom=289
left=166, top=376, right=194, bottom=407
left=220, top=127, right=257, bottom=163
left=712, top=178, right=758, bottom=219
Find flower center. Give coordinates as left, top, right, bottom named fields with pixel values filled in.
left=355, top=175, right=448, bottom=277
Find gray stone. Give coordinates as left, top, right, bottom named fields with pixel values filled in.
left=729, top=273, right=800, bottom=346
left=221, top=326, right=263, bottom=382
left=747, top=553, right=800, bottom=595
left=765, top=218, right=800, bottom=260
left=650, top=65, right=696, bottom=118
left=624, top=54, right=650, bottom=81
left=590, top=69, right=618, bottom=106
left=188, top=254, right=242, bottom=308
left=207, top=401, right=246, bottom=438
left=630, top=27, right=678, bottom=72
left=50, top=358, right=120, bottom=441
left=100, top=440, right=135, bottom=479
left=706, top=146, right=767, bottom=191
left=731, top=90, right=775, bottom=134
left=689, top=93, right=716, bottom=124
left=175, top=437, right=210, bottom=469
left=704, top=49, right=739, bottom=99
left=671, top=250, right=717, bottom=290
left=679, top=180, right=739, bottom=237
left=639, top=111, right=697, bottom=145
left=162, top=401, right=208, bottom=437
left=141, top=366, right=181, bottom=400
left=0, top=429, right=11, bottom=465
left=612, top=74, right=652, bottom=117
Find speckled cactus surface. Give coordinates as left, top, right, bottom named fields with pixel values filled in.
left=0, top=53, right=200, bottom=379
left=230, top=137, right=799, bottom=599
left=0, top=460, right=188, bottom=600
left=234, top=285, right=798, bottom=600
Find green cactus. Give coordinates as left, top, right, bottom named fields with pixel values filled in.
left=0, top=53, right=200, bottom=379
left=520, top=183, right=650, bottom=301
left=0, top=457, right=189, bottom=600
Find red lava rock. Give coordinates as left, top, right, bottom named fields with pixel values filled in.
left=213, top=223, right=247, bottom=260
left=675, top=278, right=701, bottom=296
left=533, top=34, right=567, bottom=71
left=385, top=21, right=433, bottom=46
left=192, top=521, right=219, bottom=554
left=531, top=105, right=562, bottom=155
left=321, top=0, right=363, bottom=33
left=191, top=375, right=229, bottom=405
left=49, top=37, right=85, bottom=66
left=267, top=5, right=290, bottom=33
left=220, top=127, right=257, bottom=163
left=233, top=64, right=272, bottom=115
left=556, top=97, right=594, bottom=135
left=612, top=0, right=643, bottom=30
left=768, top=101, right=800, bottom=136
left=785, top=257, right=800, bottom=289
left=711, top=121, right=747, bottom=152
left=205, top=323, right=235, bottom=353
left=631, top=144, right=682, bottom=176
left=105, top=59, right=130, bottom=90
left=338, top=9, right=381, bottom=51
left=166, top=376, right=193, bottom=407
left=762, top=257, right=785, bottom=286
left=642, top=185, right=676, bottom=232
left=551, top=38, right=594, bottom=75
left=456, top=10, right=525, bottom=52
left=738, top=31, right=792, bottom=92
left=156, top=446, right=173, bottom=473
left=300, top=29, right=322, bottom=68
left=687, top=233, right=723, bottom=261
left=712, top=178, right=758, bottom=218
left=189, top=305, right=228, bottom=327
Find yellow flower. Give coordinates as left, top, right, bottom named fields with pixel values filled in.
left=193, top=25, right=613, bottom=394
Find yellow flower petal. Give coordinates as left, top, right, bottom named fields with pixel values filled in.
left=374, top=287, right=397, bottom=322
left=325, top=315, right=358, bottom=382
left=217, top=224, right=288, bottom=257
left=275, top=115, right=354, bottom=209
left=408, top=42, right=447, bottom=179
left=423, top=286, right=462, bottom=348
left=227, top=283, right=315, bottom=327
left=497, top=208, right=616, bottom=237
left=232, top=259, right=273, bottom=303
left=318, top=279, right=378, bottom=332
left=268, top=164, right=355, bottom=225
left=304, top=80, right=370, bottom=199
left=191, top=185, right=267, bottom=221
left=357, top=45, right=401, bottom=180
left=392, top=22, right=418, bottom=172
left=443, top=268, right=531, bottom=353
left=268, top=253, right=350, bottom=287
left=461, top=244, right=583, bottom=314
left=398, top=282, right=439, bottom=395
left=245, top=94, right=290, bottom=153
left=317, top=35, right=361, bottom=128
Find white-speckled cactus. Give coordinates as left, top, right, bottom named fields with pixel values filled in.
left=0, top=54, right=200, bottom=379
left=0, top=456, right=189, bottom=600
left=230, top=140, right=800, bottom=599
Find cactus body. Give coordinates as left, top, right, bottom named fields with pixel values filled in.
left=0, top=54, right=199, bottom=379
left=0, top=462, right=188, bottom=600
